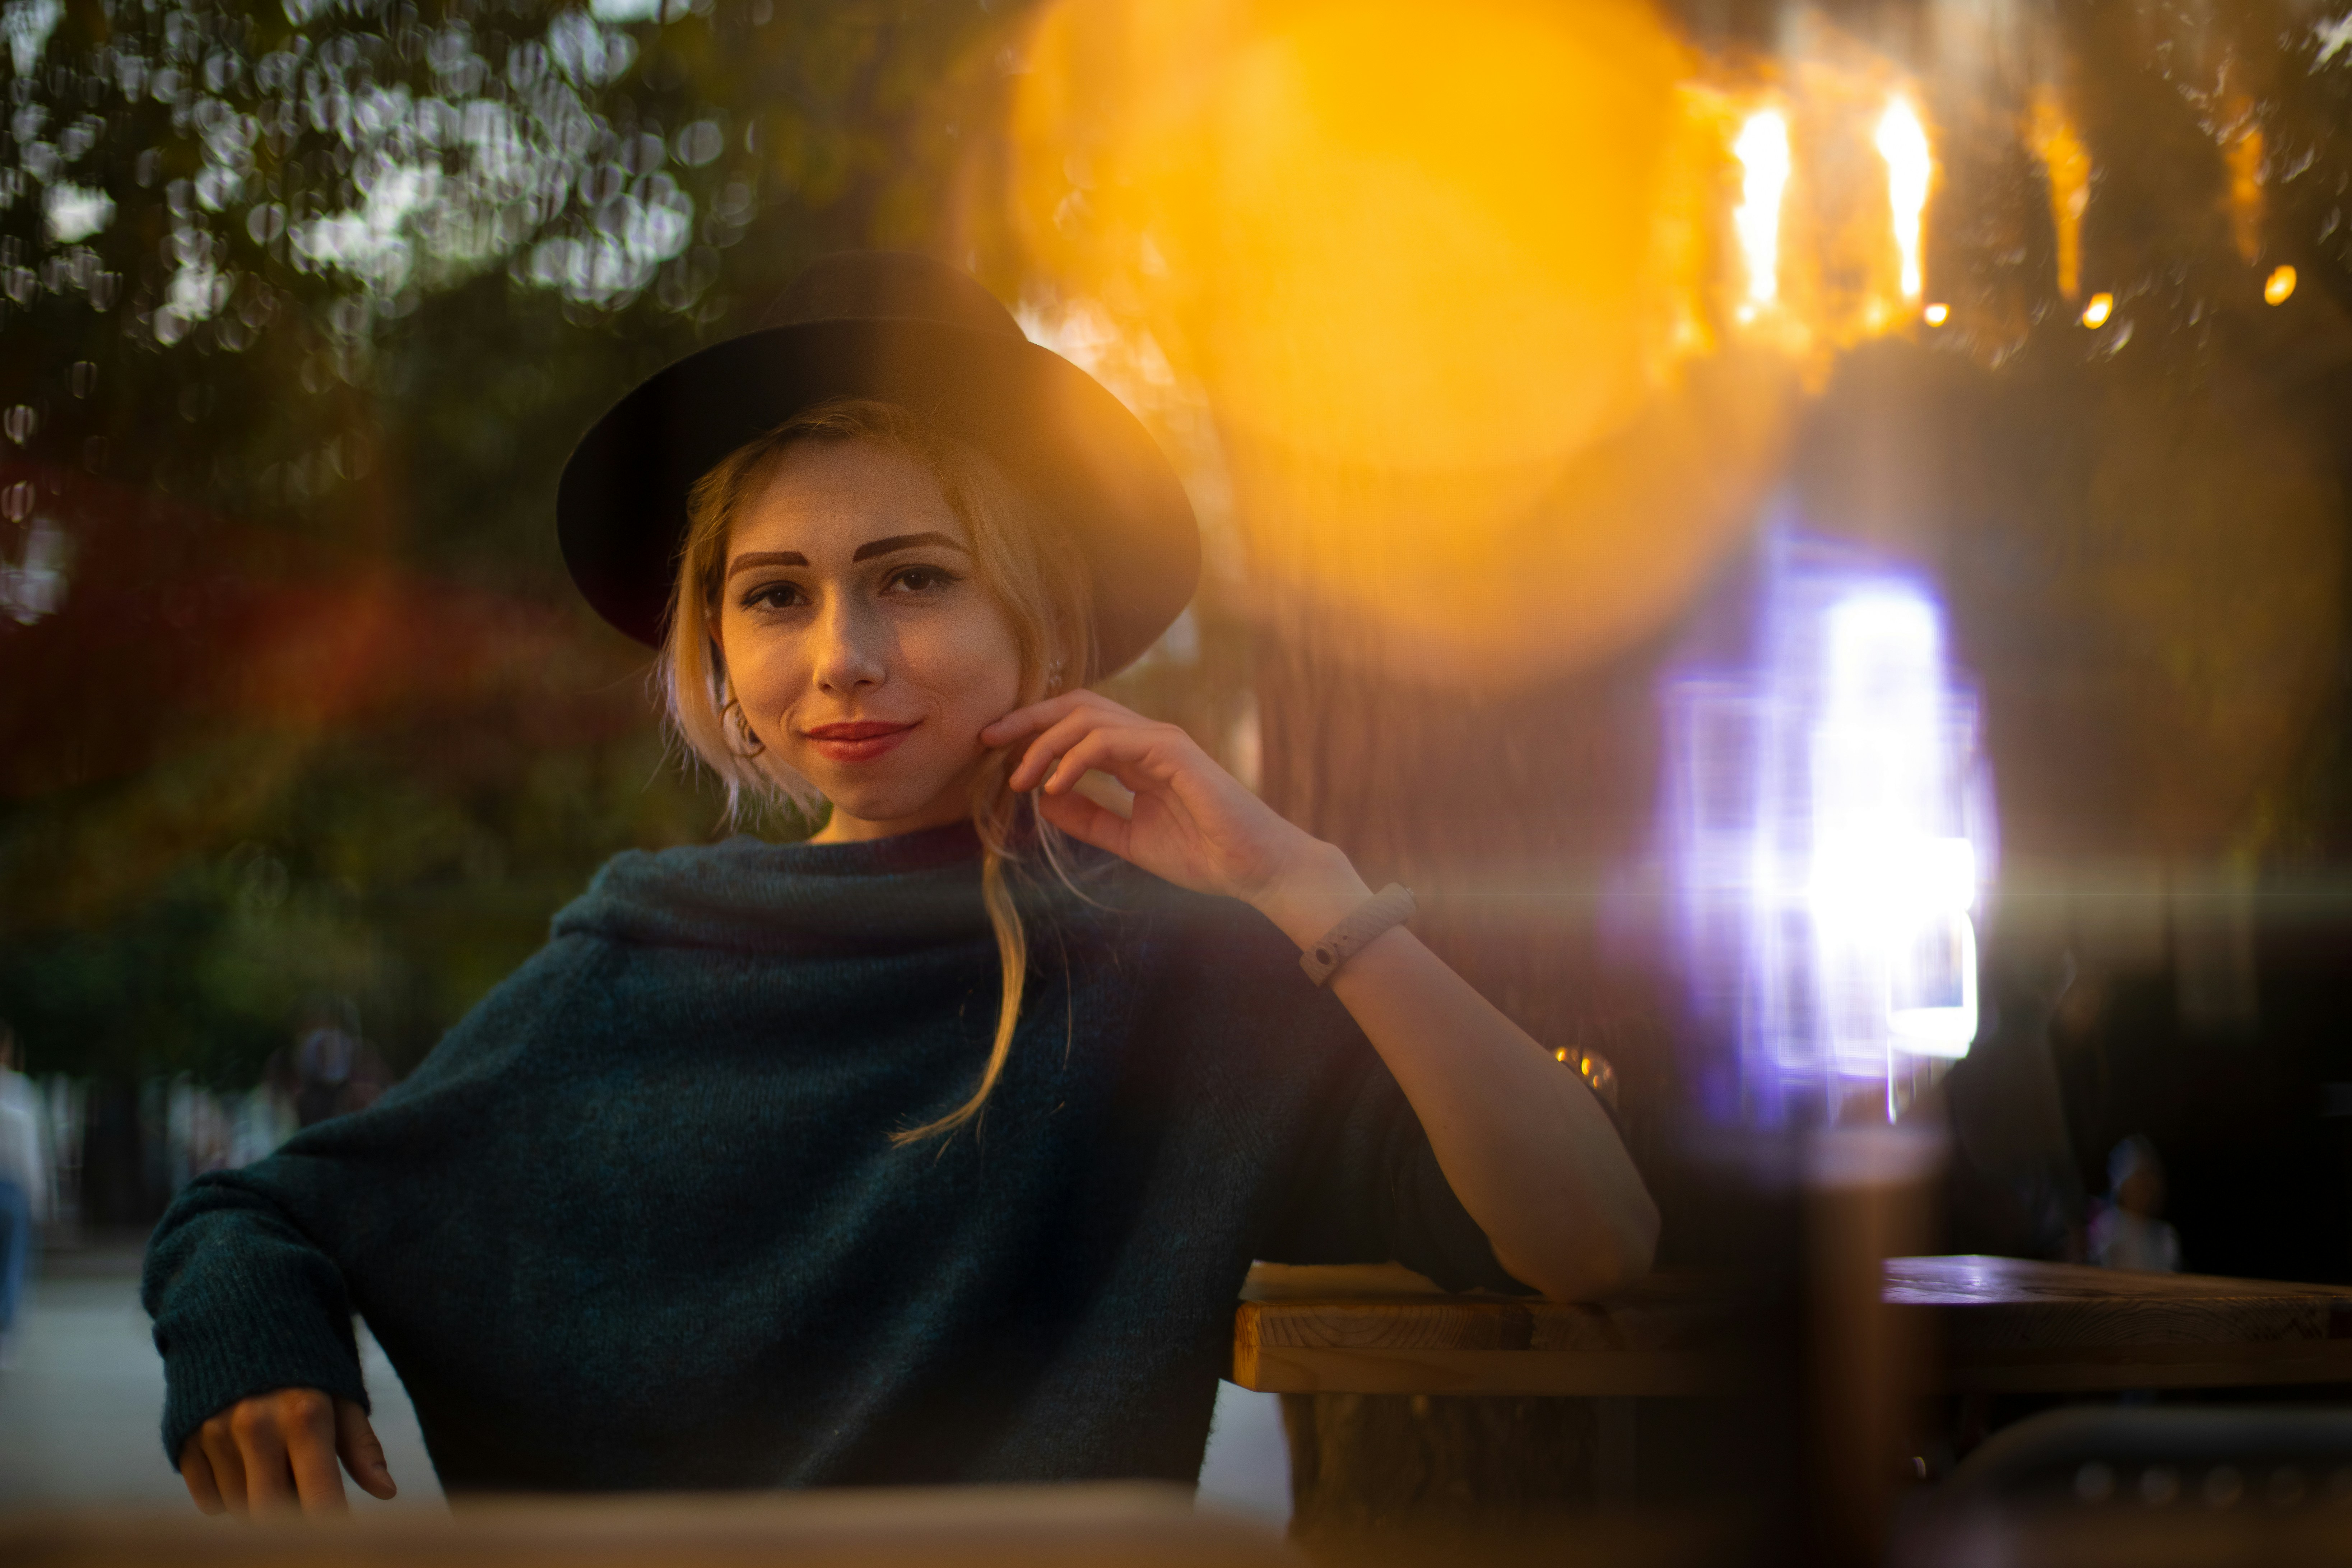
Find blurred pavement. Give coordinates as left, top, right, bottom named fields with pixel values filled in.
left=0, top=1241, right=440, bottom=1512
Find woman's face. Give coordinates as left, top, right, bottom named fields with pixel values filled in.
left=717, top=438, right=1023, bottom=842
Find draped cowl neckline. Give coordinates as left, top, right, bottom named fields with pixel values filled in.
left=551, top=822, right=1130, bottom=957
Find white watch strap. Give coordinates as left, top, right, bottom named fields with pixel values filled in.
left=1299, top=884, right=1417, bottom=987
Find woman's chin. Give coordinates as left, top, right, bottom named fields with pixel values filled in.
left=810, top=779, right=967, bottom=833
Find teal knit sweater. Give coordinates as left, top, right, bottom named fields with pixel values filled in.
left=141, top=824, right=1519, bottom=1492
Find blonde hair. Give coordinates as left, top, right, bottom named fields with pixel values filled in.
left=663, top=398, right=1096, bottom=1144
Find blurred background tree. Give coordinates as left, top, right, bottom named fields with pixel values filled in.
left=0, top=0, right=1026, bottom=1085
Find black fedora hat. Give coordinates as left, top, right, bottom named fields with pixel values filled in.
left=557, top=251, right=1200, bottom=676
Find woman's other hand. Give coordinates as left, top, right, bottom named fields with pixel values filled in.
left=985, top=691, right=1342, bottom=912
left=178, top=1387, right=396, bottom=1517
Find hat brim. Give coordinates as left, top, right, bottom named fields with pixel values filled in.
left=556, top=318, right=1200, bottom=676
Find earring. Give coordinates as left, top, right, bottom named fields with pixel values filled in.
left=1046, top=657, right=1066, bottom=692
left=722, top=697, right=766, bottom=757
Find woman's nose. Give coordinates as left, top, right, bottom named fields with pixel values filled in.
left=811, top=601, right=889, bottom=693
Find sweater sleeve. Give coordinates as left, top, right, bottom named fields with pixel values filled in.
left=1145, top=883, right=1530, bottom=1295
left=1258, top=1052, right=1531, bottom=1294
left=140, top=930, right=600, bottom=1468
left=142, top=1160, right=374, bottom=1466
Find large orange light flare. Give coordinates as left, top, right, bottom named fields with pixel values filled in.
left=1014, top=0, right=1699, bottom=479
left=1004, top=1, right=1934, bottom=677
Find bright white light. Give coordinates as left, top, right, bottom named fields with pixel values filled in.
left=590, top=0, right=660, bottom=22
left=1733, top=109, right=1792, bottom=312
left=1877, top=97, right=1931, bottom=300
left=1809, top=589, right=1978, bottom=1068
left=1662, top=531, right=1994, bottom=1124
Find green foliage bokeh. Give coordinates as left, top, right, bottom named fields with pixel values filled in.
left=0, top=0, right=1016, bottom=1083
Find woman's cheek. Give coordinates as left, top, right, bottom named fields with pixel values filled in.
left=726, top=630, right=803, bottom=727
left=916, top=606, right=1023, bottom=717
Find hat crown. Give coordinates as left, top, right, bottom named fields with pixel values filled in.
left=767, top=251, right=1026, bottom=340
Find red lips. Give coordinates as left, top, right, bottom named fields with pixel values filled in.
left=801, top=719, right=917, bottom=764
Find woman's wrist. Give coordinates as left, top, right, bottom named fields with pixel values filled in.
left=1247, top=839, right=1376, bottom=952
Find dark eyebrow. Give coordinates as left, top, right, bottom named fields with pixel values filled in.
left=852, top=531, right=971, bottom=562
left=726, top=550, right=808, bottom=578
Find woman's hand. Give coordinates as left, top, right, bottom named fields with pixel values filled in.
left=984, top=691, right=1346, bottom=917
left=178, top=1387, right=396, bottom=1517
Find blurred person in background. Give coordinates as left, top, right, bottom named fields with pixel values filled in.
left=141, top=253, right=1658, bottom=1517
left=0, top=1021, right=51, bottom=1368
left=265, top=999, right=391, bottom=1130
left=2090, top=1134, right=2181, bottom=1274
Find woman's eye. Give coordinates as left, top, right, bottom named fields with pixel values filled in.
left=740, top=583, right=807, bottom=611
left=886, top=565, right=962, bottom=595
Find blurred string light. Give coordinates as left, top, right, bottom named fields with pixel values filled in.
left=2081, top=291, right=2114, bottom=328
left=1732, top=107, right=1791, bottom=320
left=2224, top=115, right=2265, bottom=266
left=1875, top=97, right=1930, bottom=301
left=2267, top=264, right=2298, bottom=304
left=1724, top=86, right=1937, bottom=344
left=1662, top=528, right=1994, bottom=1127
left=1923, top=302, right=1949, bottom=325
left=2027, top=92, right=2091, bottom=301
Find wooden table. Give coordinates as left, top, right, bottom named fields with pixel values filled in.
left=1890, top=1254, right=2352, bottom=1393
left=1232, top=1256, right=2352, bottom=1397
left=0, top=1485, right=1297, bottom=1568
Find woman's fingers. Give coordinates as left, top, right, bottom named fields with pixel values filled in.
left=230, top=1396, right=301, bottom=1515
left=198, top=1422, right=249, bottom=1518
left=1004, top=708, right=1111, bottom=791
left=1036, top=726, right=1168, bottom=796
left=190, top=1388, right=358, bottom=1518
left=178, top=1443, right=227, bottom=1516
left=1034, top=777, right=1129, bottom=853
left=982, top=689, right=1137, bottom=749
left=336, top=1397, right=398, bottom=1500
left=281, top=1390, right=350, bottom=1514
left=1013, top=711, right=1186, bottom=796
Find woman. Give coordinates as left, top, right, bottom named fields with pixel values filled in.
left=144, top=252, right=1657, bottom=1515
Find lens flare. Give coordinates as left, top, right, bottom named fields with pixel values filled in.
left=1875, top=97, right=1931, bottom=300
left=1732, top=108, right=1792, bottom=317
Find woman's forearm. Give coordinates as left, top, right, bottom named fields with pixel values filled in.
left=1251, top=843, right=1661, bottom=1301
